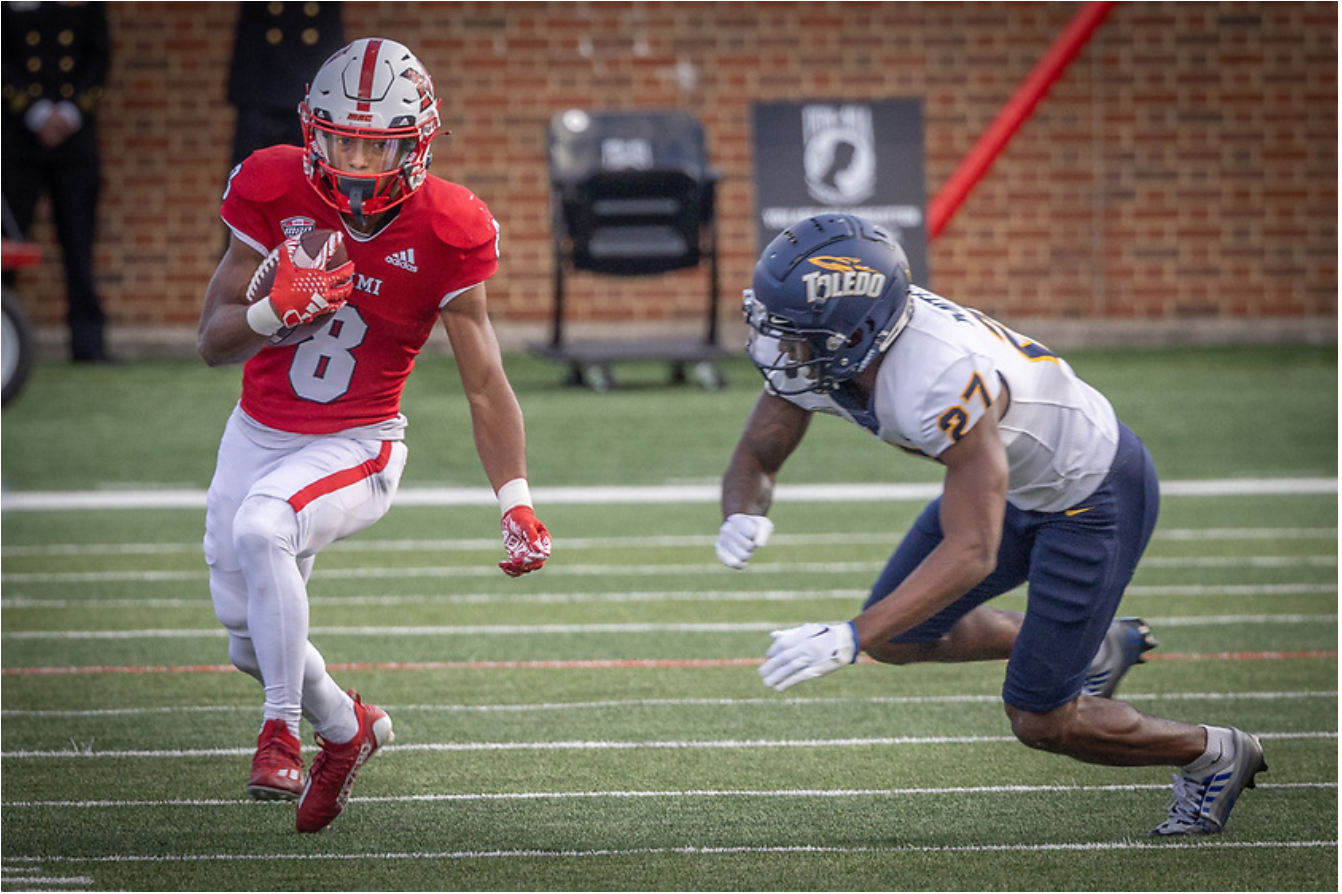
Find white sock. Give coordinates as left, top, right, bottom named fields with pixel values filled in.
left=308, top=685, right=358, bottom=744
left=260, top=717, right=301, bottom=740
left=1182, top=724, right=1233, bottom=774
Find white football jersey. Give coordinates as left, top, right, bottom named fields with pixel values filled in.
left=758, top=287, right=1119, bottom=513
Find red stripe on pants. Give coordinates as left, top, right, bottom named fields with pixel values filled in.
left=287, top=440, right=393, bottom=512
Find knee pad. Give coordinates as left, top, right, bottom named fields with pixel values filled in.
left=232, top=495, right=300, bottom=567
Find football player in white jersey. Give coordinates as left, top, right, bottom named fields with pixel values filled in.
left=717, top=214, right=1264, bottom=837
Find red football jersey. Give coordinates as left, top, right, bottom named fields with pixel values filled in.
left=220, top=146, right=500, bottom=434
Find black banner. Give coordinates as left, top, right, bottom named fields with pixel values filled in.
left=751, top=99, right=929, bottom=285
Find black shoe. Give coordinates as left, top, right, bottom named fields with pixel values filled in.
left=72, top=349, right=118, bottom=365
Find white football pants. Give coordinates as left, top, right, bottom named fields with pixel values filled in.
left=204, top=410, right=407, bottom=738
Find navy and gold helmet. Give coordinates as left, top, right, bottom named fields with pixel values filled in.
left=743, top=214, right=913, bottom=395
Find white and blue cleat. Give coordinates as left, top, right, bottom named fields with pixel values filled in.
left=1150, top=727, right=1268, bottom=836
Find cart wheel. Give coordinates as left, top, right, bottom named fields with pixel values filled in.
left=2, top=285, right=35, bottom=407
left=692, top=361, right=725, bottom=390
left=582, top=363, right=614, bottom=392
left=561, top=363, right=586, bottom=388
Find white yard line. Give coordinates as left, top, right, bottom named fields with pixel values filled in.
left=4, top=582, right=1335, bottom=611
left=3, top=690, right=1334, bottom=719
left=2, top=729, right=1335, bottom=761
left=2, top=837, right=1337, bottom=865
left=3, top=780, right=1336, bottom=810
left=1, top=477, right=1335, bottom=511
left=2, top=614, right=1335, bottom=641
left=2, top=554, right=1334, bottom=585
left=2, top=526, right=1336, bottom=558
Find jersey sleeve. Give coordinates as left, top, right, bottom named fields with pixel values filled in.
left=219, top=148, right=293, bottom=254
left=900, top=353, right=1003, bottom=459
left=427, top=184, right=500, bottom=296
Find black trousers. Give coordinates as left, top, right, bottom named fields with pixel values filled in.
left=3, top=124, right=107, bottom=361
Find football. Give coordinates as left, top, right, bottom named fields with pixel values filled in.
left=245, top=228, right=350, bottom=347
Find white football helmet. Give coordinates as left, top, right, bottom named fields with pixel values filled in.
left=299, top=38, right=442, bottom=221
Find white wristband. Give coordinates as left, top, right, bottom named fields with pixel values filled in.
left=245, top=298, right=283, bottom=337
left=497, top=478, right=533, bottom=515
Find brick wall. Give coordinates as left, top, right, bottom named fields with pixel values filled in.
left=10, top=1, right=1337, bottom=355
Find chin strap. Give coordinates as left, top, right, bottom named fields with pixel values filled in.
left=339, top=177, right=373, bottom=227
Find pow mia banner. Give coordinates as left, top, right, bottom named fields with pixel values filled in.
left=752, top=99, right=928, bottom=284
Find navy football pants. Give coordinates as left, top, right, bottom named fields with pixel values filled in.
left=862, top=422, right=1161, bottom=713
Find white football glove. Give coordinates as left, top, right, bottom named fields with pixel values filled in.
left=715, top=513, right=775, bottom=569
left=759, top=622, right=859, bottom=692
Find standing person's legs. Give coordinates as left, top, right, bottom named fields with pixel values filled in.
left=47, top=151, right=107, bottom=361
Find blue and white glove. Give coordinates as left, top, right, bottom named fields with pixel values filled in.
left=759, top=622, right=859, bottom=692
left=715, top=513, right=775, bottom=569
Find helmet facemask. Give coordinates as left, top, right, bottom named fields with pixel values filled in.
left=744, top=289, right=852, bottom=394
left=743, top=215, right=914, bottom=396
left=302, top=113, right=432, bottom=222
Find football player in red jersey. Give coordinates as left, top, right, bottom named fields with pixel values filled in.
left=197, top=38, right=551, bottom=833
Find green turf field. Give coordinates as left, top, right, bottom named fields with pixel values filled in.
left=1, top=347, right=1336, bottom=891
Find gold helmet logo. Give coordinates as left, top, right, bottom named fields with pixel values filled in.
left=802, top=256, right=888, bottom=305
left=808, top=255, right=880, bottom=274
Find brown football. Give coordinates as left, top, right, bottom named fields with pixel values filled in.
left=245, top=228, right=350, bottom=347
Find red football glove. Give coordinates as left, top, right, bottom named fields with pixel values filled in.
left=267, top=236, right=355, bottom=328
left=499, top=505, right=551, bottom=577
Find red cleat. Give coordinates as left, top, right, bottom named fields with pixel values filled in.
left=246, top=718, right=304, bottom=801
left=296, top=691, right=393, bottom=832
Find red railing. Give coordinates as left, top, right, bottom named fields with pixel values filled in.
left=927, top=0, right=1118, bottom=241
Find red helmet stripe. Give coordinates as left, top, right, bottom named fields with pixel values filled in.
left=355, top=39, right=382, bottom=111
